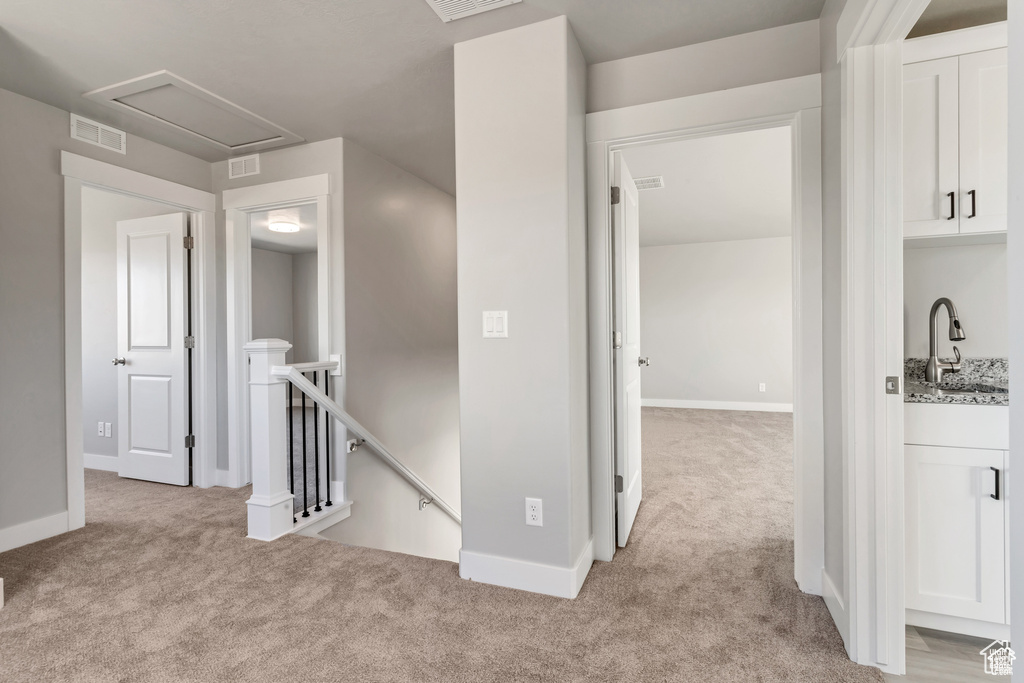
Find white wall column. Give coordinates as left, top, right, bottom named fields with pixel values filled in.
left=245, top=338, right=294, bottom=541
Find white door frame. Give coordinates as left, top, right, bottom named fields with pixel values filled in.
left=62, top=151, right=218, bottom=530
left=223, top=174, right=332, bottom=488
left=586, top=76, right=825, bottom=592
left=828, top=0, right=932, bottom=674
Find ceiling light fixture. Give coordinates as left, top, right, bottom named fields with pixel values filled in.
left=269, top=221, right=299, bottom=233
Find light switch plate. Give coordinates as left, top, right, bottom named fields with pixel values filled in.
left=104, top=422, right=112, bottom=438
left=483, top=311, right=508, bottom=338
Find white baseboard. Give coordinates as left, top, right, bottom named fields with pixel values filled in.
left=460, top=538, right=594, bottom=599
left=822, top=569, right=849, bottom=649
left=83, top=452, right=118, bottom=472
left=907, top=609, right=1011, bottom=641
left=642, top=398, right=794, bottom=412
left=0, top=511, right=70, bottom=554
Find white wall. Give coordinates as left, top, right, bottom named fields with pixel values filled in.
left=0, top=86, right=210, bottom=540
left=80, top=188, right=177, bottom=460
left=317, top=140, right=461, bottom=562
left=290, top=252, right=318, bottom=364
left=454, top=17, right=591, bottom=596
left=250, top=247, right=294, bottom=361
left=904, top=243, right=1008, bottom=358
left=640, top=237, right=793, bottom=408
left=588, top=20, right=820, bottom=113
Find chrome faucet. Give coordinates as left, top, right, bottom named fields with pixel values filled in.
left=926, top=297, right=966, bottom=382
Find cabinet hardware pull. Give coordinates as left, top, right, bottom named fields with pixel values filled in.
left=946, top=192, right=956, bottom=220
left=968, top=190, right=977, bottom=218
left=991, top=467, right=1000, bottom=501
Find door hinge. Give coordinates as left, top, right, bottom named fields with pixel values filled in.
left=613, top=331, right=622, bottom=349
left=185, top=434, right=195, bottom=448
left=183, top=235, right=194, bottom=249
left=184, top=336, right=195, bottom=349
left=615, top=475, right=623, bottom=493
left=611, top=186, right=621, bottom=205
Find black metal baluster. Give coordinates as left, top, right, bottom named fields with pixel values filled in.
left=288, top=386, right=296, bottom=523
left=313, top=372, right=322, bottom=512
left=301, top=377, right=309, bottom=518
left=325, top=370, right=332, bottom=507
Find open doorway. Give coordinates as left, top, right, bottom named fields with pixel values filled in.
left=611, top=126, right=797, bottom=552
left=62, top=152, right=219, bottom=531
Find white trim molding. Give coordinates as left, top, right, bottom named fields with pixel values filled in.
left=62, top=153, right=219, bottom=534
left=831, top=0, right=933, bottom=674
left=641, top=399, right=794, bottom=413
left=83, top=453, right=118, bottom=472
left=460, top=539, right=594, bottom=599
left=0, top=512, right=70, bottom=554
left=902, top=21, right=1006, bottom=64
left=224, top=177, right=332, bottom=489
left=222, top=174, right=329, bottom=210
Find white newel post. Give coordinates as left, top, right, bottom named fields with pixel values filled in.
left=245, top=339, right=294, bottom=541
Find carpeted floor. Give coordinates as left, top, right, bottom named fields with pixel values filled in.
left=0, top=408, right=882, bottom=682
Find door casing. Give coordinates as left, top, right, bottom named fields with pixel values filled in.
left=586, top=77, right=824, bottom=594
left=62, top=151, right=218, bottom=529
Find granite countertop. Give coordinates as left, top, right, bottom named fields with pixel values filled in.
left=904, top=358, right=1009, bottom=406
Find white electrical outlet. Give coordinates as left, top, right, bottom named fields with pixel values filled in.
left=104, top=422, right=112, bottom=438
left=759, top=383, right=766, bottom=392
left=97, top=421, right=104, bottom=437
left=525, top=497, right=543, bottom=527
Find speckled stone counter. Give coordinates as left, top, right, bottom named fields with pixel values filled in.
left=904, top=358, right=1009, bottom=406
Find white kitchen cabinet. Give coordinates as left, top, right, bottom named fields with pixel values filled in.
left=904, top=402, right=1010, bottom=639
left=905, top=445, right=1005, bottom=624
left=903, top=46, right=1007, bottom=240
left=957, top=48, right=1008, bottom=234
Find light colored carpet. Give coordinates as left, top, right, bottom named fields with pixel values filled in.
left=0, top=408, right=882, bottom=682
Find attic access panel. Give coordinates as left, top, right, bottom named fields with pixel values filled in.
left=424, top=0, right=522, bottom=22
left=84, top=71, right=303, bottom=153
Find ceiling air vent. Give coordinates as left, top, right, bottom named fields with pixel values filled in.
left=228, top=154, right=260, bottom=179
left=424, top=0, right=521, bottom=22
left=70, top=114, right=126, bottom=154
left=634, top=176, right=665, bottom=191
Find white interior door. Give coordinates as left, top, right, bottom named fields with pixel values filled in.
left=613, top=153, right=643, bottom=546
left=116, top=213, right=190, bottom=486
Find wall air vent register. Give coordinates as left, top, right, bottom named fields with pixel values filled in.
left=634, top=176, right=666, bottom=191
left=70, top=114, right=126, bottom=154
left=423, top=0, right=521, bottom=22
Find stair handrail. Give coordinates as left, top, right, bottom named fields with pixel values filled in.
left=272, top=365, right=462, bottom=525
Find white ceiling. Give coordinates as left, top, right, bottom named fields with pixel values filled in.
left=621, top=126, right=792, bottom=248
left=0, top=0, right=825, bottom=195
left=249, top=203, right=318, bottom=254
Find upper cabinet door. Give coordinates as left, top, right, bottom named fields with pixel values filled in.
left=958, top=48, right=1008, bottom=235
left=903, top=57, right=960, bottom=238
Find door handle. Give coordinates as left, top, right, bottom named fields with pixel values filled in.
left=946, top=191, right=956, bottom=220
left=638, top=357, right=651, bottom=367
left=991, top=467, right=1000, bottom=501
left=967, top=190, right=977, bottom=219
left=112, top=357, right=126, bottom=366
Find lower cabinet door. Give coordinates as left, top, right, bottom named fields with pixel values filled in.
left=905, top=445, right=1005, bottom=623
